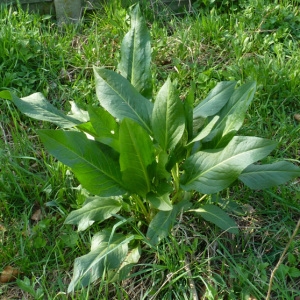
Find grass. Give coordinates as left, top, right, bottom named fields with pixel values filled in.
left=0, top=0, right=299, bottom=299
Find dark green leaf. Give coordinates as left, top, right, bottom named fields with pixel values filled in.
left=166, top=129, right=188, bottom=171
left=184, top=81, right=195, bottom=140
left=190, top=204, right=238, bottom=234
left=155, top=150, right=171, bottom=180
left=147, top=201, right=191, bottom=246
left=38, top=130, right=126, bottom=196
left=119, top=119, right=155, bottom=196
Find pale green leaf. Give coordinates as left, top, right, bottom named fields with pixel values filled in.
left=193, top=81, right=236, bottom=118
left=119, top=119, right=155, bottom=196
left=239, top=161, right=300, bottom=189
left=38, top=130, right=126, bottom=196
left=108, top=246, right=141, bottom=281
left=67, top=230, right=134, bottom=292
left=188, top=116, right=219, bottom=145
left=10, top=92, right=81, bottom=128
left=147, top=182, right=173, bottom=211
left=68, top=101, right=89, bottom=123
left=117, top=4, right=152, bottom=98
left=94, top=67, right=153, bottom=133
left=190, top=204, right=238, bottom=234
left=203, top=81, right=256, bottom=148
left=181, top=136, right=277, bottom=194
left=64, top=196, right=122, bottom=231
left=85, top=106, right=120, bottom=151
left=152, top=78, right=185, bottom=151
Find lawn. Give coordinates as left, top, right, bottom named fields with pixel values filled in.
left=0, top=0, right=299, bottom=299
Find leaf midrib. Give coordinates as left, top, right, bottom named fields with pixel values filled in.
left=184, top=140, right=275, bottom=186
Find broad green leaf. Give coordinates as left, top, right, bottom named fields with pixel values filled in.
left=289, top=267, right=300, bottom=278
left=85, top=106, right=119, bottom=151
left=190, top=204, right=238, bottom=234
left=166, top=129, right=188, bottom=171
left=147, top=182, right=173, bottom=211
left=147, top=200, right=191, bottom=246
left=94, top=67, right=153, bottom=133
left=203, top=81, right=256, bottom=148
left=117, top=4, right=152, bottom=99
left=193, top=81, right=236, bottom=118
left=64, top=196, right=122, bottom=231
left=67, top=230, right=134, bottom=292
left=152, top=78, right=185, bottom=151
left=8, top=92, right=81, bottom=128
left=68, top=101, right=89, bottom=123
left=76, top=121, right=98, bottom=138
left=155, top=150, right=171, bottom=180
left=0, top=90, right=12, bottom=100
left=212, top=197, right=245, bottom=216
left=188, top=116, right=219, bottom=145
left=119, top=119, right=155, bottom=196
left=184, top=82, right=195, bottom=140
left=38, top=130, right=126, bottom=196
left=239, top=161, right=300, bottom=189
left=181, top=136, right=277, bottom=194
left=108, top=246, right=141, bottom=281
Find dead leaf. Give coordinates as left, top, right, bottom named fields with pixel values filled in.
left=243, top=204, right=255, bottom=214
left=0, top=266, right=20, bottom=283
left=0, top=224, right=7, bottom=232
left=294, top=114, right=300, bottom=122
left=31, top=209, right=42, bottom=221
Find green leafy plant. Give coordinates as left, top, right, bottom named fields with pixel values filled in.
left=1, top=4, right=299, bottom=292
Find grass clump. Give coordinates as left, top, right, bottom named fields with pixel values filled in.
left=0, top=1, right=300, bottom=299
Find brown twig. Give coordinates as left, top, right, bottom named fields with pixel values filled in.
left=185, top=258, right=199, bottom=300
